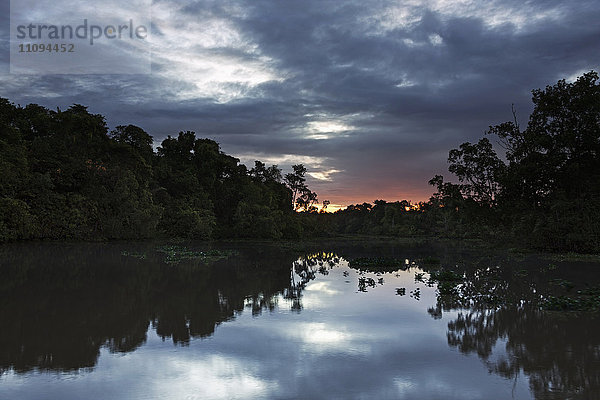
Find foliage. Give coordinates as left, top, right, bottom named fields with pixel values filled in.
left=349, top=257, right=407, bottom=273
left=448, top=137, right=505, bottom=205
left=0, top=100, right=306, bottom=241
left=154, top=245, right=237, bottom=265
left=319, top=71, right=600, bottom=253
left=284, top=164, right=318, bottom=212
left=1, top=71, right=599, bottom=252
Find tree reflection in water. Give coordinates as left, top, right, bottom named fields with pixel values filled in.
left=1, top=243, right=599, bottom=400
left=284, top=252, right=339, bottom=311
left=0, top=243, right=301, bottom=373
left=427, top=262, right=600, bottom=399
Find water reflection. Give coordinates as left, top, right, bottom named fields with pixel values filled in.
left=286, top=251, right=341, bottom=311
left=446, top=306, right=600, bottom=399
left=0, top=242, right=599, bottom=400
left=419, top=260, right=600, bottom=399
left=0, top=242, right=295, bottom=372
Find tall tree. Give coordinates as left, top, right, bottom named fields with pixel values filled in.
left=488, top=71, right=600, bottom=205
left=284, top=164, right=318, bottom=211
left=447, top=137, right=505, bottom=205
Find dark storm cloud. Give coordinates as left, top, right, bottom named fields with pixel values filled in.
left=2, top=0, right=600, bottom=204
left=0, top=1, right=9, bottom=72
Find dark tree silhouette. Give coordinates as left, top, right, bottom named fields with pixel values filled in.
left=284, top=164, right=318, bottom=212
left=448, top=137, right=505, bottom=205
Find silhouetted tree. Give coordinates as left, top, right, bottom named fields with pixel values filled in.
left=284, top=164, right=318, bottom=211
left=448, top=137, right=505, bottom=205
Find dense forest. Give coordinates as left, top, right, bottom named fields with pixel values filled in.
left=0, top=99, right=312, bottom=240
left=329, top=71, right=600, bottom=253
left=1, top=72, right=599, bottom=252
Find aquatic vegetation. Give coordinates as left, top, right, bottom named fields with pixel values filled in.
left=428, top=266, right=518, bottom=309
left=542, top=294, right=600, bottom=312
left=428, top=269, right=463, bottom=282
left=419, top=256, right=440, bottom=265
left=423, top=262, right=600, bottom=313
left=549, top=278, right=575, bottom=291
left=579, top=286, right=600, bottom=296
left=120, top=251, right=147, bottom=260
left=514, top=269, right=528, bottom=277
left=349, top=257, right=406, bottom=272
left=120, top=246, right=237, bottom=264
left=542, top=253, right=600, bottom=262
left=155, top=245, right=237, bottom=265
left=539, top=263, right=558, bottom=272
left=541, top=285, right=600, bottom=311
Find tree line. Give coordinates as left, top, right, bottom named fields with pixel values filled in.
left=1, top=71, right=599, bottom=251
left=316, top=71, right=600, bottom=253
left=0, top=100, right=319, bottom=240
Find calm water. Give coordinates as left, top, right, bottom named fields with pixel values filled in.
left=1, top=240, right=599, bottom=400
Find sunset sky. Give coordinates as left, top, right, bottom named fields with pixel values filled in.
left=2, top=0, right=599, bottom=207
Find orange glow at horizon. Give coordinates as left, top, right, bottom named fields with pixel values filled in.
left=308, top=179, right=434, bottom=210
left=314, top=191, right=432, bottom=211
left=308, top=198, right=426, bottom=213
left=314, top=203, right=347, bottom=213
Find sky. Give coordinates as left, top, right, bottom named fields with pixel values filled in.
left=1, top=0, right=599, bottom=207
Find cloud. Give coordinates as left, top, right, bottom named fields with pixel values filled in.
left=1, top=0, right=600, bottom=203
left=309, top=169, right=342, bottom=182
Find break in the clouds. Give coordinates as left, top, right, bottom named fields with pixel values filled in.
left=1, top=0, right=599, bottom=205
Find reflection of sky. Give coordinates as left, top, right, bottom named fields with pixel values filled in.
left=0, top=264, right=532, bottom=400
